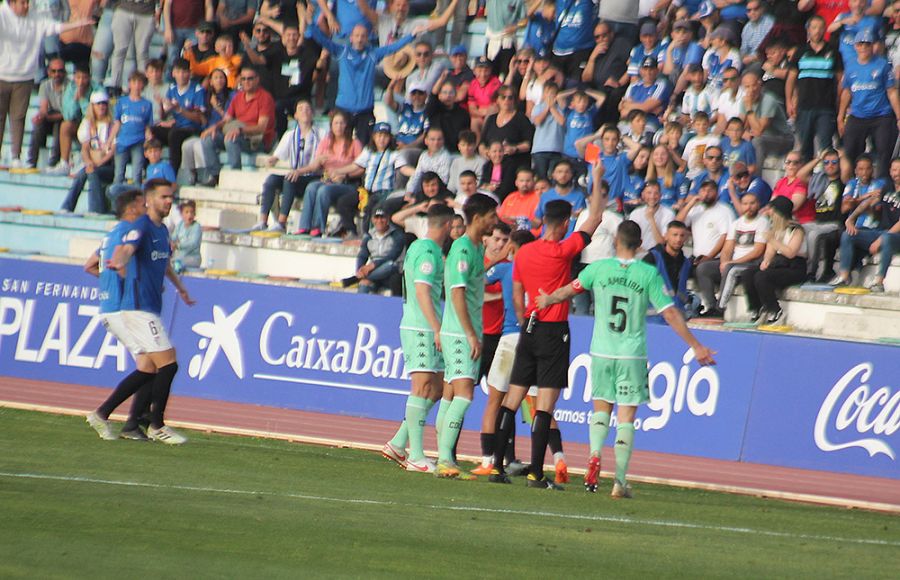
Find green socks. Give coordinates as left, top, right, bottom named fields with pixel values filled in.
left=614, top=422, right=635, bottom=484
left=438, top=397, right=471, bottom=462
left=589, top=411, right=611, bottom=456
left=435, top=397, right=451, bottom=443
left=405, top=396, right=431, bottom=461
left=390, top=397, right=437, bottom=452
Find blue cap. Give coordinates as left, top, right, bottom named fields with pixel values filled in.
left=449, top=44, right=467, bottom=56
left=854, top=28, right=876, bottom=44
left=696, top=0, right=715, bottom=18
left=373, top=122, right=392, bottom=135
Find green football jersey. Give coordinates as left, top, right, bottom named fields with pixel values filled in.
left=441, top=234, right=485, bottom=337
left=577, top=258, right=674, bottom=358
left=400, top=238, right=444, bottom=331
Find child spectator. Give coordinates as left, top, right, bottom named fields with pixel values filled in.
left=185, top=34, right=243, bottom=88
left=453, top=170, right=480, bottom=215
left=386, top=80, right=428, bottom=155
left=646, top=144, right=689, bottom=208
left=143, top=59, right=167, bottom=122
left=576, top=124, right=635, bottom=207
left=519, top=53, right=559, bottom=117
left=447, top=130, right=486, bottom=193
left=152, top=58, right=207, bottom=174
left=720, top=116, right=757, bottom=174
left=682, top=112, right=720, bottom=179
left=623, top=145, right=651, bottom=213
left=677, top=64, right=713, bottom=125
left=620, top=109, right=655, bottom=149
left=109, top=71, right=153, bottom=185
left=467, top=57, right=501, bottom=139
left=144, top=139, right=176, bottom=182
left=172, top=200, right=202, bottom=271
left=529, top=80, right=564, bottom=180
left=479, top=140, right=515, bottom=200
left=557, top=87, right=605, bottom=178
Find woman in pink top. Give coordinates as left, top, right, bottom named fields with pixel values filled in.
left=771, top=150, right=815, bottom=224
left=296, top=110, right=363, bottom=236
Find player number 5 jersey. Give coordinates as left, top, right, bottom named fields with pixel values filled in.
left=575, top=258, right=674, bottom=359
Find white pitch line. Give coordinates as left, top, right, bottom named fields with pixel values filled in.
left=1, top=471, right=898, bottom=548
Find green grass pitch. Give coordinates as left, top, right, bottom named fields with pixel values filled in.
left=1, top=408, right=897, bottom=578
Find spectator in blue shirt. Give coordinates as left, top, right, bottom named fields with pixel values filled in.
left=529, top=81, right=565, bottom=180
left=689, top=145, right=730, bottom=203
left=838, top=28, right=900, bottom=180
left=723, top=161, right=773, bottom=210
left=624, top=21, right=666, bottom=82
left=557, top=86, right=605, bottom=176
left=533, top=159, right=586, bottom=234
left=385, top=80, right=427, bottom=154
left=828, top=0, right=885, bottom=65
left=620, top=56, right=672, bottom=130
left=150, top=59, right=207, bottom=173
left=308, top=22, right=423, bottom=144
left=109, top=71, right=153, bottom=185
left=720, top=117, right=757, bottom=175
left=550, top=0, right=596, bottom=78
left=523, top=0, right=555, bottom=56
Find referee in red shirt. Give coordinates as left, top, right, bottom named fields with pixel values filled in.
left=490, top=161, right=608, bottom=489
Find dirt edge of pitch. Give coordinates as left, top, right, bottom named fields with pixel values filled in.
left=4, top=399, right=898, bottom=515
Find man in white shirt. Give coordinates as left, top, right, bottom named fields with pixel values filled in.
left=676, top=179, right=736, bottom=312
left=572, top=179, right=624, bottom=313
left=630, top=181, right=676, bottom=252
left=695, top=191, right=768, bottom=316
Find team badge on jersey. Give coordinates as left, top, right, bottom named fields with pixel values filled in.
left=420, top=261, right=433, bottom=275
left=458, top=260, right=468, bottom=273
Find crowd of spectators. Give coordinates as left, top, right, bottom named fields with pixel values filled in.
left=1, top=0, right=900, bottom=316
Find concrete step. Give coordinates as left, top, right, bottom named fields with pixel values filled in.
left=182, top=185, right=259, bottom=206
left=195, top=206, right=259, bottom=231
left=217, top=167, right=278, bottom=193
left=201, top=229, right=358, bottom=280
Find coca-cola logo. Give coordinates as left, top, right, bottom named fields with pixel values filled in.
left=814, top=363, right=899, bottom=460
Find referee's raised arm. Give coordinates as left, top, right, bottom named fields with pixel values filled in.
left=577, top=159, right=609, bottom=237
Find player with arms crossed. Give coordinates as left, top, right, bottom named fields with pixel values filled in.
left=489, top=161, right=608, bottom=490
left=435, top=193, right=499, bottom=479
left=382, top=204, right=457, bottom=474
left=107, top=179, right=196, bottom=444
left=85, top=189, right=162, bottom=440
left=537, top=220, right=716, bottom=498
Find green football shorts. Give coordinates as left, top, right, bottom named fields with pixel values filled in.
left=590, top=356, right=650, bottom=406
left=400, top=328, right=444, bottom=373
left=440, top=332, right=481, bottom=382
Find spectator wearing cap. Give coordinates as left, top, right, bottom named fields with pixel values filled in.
left=443, top=44, right=475, bottom=105
left=702, top=26, right=742, bottom=103
left=831, top=157, right=900, bottom=293
left=468, top=57, right=502, bottom=139
left=354, top=207, right=406, bottom=295
left=199, top=65, right=276, bottom=184
left=741, top=195, right=808, bottom=324
left=330, top=122, right=410, bottom=237
left=828, top=0, right=885, bottom=66
left=0, top=0, right=92, bottom=168
left=252, top=100, right=321, bottom=232
left=386, top=79, right=428, bottom=158
left=621, top=21, right=664, bottom=85
left=741, top=69, right=794, bottom=167
left=662, top=19, right=704, bottom=91
left=786, top=14, right=842, bottom=161
left=550, top=0, right=597, bottom=79
left=60, top=90, right=115, bottom=213
left=619, top=56, right=672, bottom=131
left=795, top=148, right=848, bottom=282
left=424, top=79, right=471, bottom=154
left=308, top=22, right=423, bottom=144
left=724, top=161, right=772, bottom=210
left=164, top=0, right=214, bottom=75
left=839, top=28, right=900, bottom=180
left=191, top=21, right=220, bottom=68
left=695, top=189, right=769, bottom=318
left=741, top=0, right=775, bottom=66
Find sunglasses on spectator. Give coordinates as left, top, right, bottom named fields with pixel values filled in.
left=723, top=76, right=738, bottom=82
left=416, top=51, right=431, bottom=56
left=498, top=94, right=514, bottom=100
left=823, top=159, right=839, bottom=165
left=705, top=155, right=722, bottom=160
left=49, top=68, right=65, bottom=73
left=785, top=159, right=801, bottom=165
left=735, top=171, right=749, bottom=179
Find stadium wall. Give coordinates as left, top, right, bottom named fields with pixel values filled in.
left=1, top=257, right=897, bottom=480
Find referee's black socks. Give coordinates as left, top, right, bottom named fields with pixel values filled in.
left=97, top=370, right=155, bottom=420
left=530, top=411, right=552, bottom=481
left=492, top=406, right=516, bottom=473
left=149, top=362, right=179, bottom=429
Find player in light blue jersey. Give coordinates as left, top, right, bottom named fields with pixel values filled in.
left=106, top=179, right=196, bottom=445
left=84, top=189, right=164, bottom=441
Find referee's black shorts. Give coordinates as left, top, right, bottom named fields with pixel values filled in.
left=509, top=321, right=570, bottom=390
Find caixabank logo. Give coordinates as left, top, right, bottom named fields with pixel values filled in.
left=187, top=301, right=252, bottom=380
